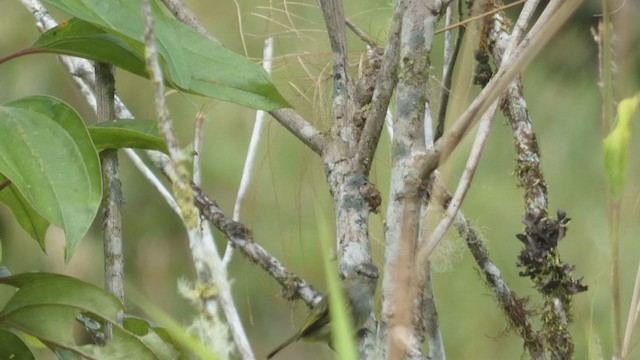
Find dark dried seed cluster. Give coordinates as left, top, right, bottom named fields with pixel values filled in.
left=516, top=209, right=587, bottom=295
left=473, top=49, right=493, bottom=87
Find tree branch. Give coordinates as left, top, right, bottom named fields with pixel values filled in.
left=192, top=186, right=323, bottom=307
left=269, top=108, right=325, bottom=155
left=318, top=0, right=353, bottom=140
left=486, top=1, right=587, bottom=357
left=95, top=61, right=125, bottom=338
left=431, top=177, right=545, bottom=359
left=355, top=0, right=407, bottom=174
left=435, top=0, right=465, bottom=141
left=381, top=0, right=444, bottom=357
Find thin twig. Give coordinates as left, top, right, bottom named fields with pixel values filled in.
left=435, top=0, right=465, bottom=141
left=345, top=19, right=379, bottom=48
left=420, top=97, right=495, bottom=286
left=355, top=0, right=407, bottom=174
left=95, top=61, right=125, bottom=338
left=420, top=74, right=444, bottom=360
left=225, top=37, right=275, bottom=266
left=434, top=0, right=527, bottom=35
left=193, top=112, right=206, bottom=186
left=192, top=186, right=323, bottom=307
left=431, top=178, right=544, bottom=357
left=318, top=0, right=354, bottom=144
left=597, top=0, right=620, bottom=355
left=423, top=265, right=445, bottom=360
left=125, top=149, right=181, bottom=215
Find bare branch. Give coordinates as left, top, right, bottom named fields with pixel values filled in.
left=431, top=179, right=545, bottom=358
left=95, top=61, right=124, bottom=340
left=381, top=0, right=445, bottom=357
left=490, top=1, right=586, bottom=358
left=435, top=0, right=465, bottom=141
left=192, top=186, right=323, bottom=307
left=423, top=266, right=445, bottom=360
left=346, top=19, right=379, bottom=48
left=225, top=37, right=275, bottom=266
left=318, top=0, right=353, bottom=138
left=355, top=0, right=407, bottom=174
left=269, top=108, right=325, bottom=154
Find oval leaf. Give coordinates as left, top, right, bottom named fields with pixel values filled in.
left=0, top=96, right=102, bottom=261
left=40, top=0, right=289, bottom=110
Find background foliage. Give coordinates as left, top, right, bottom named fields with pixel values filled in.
left=0, top=0, right=639, bottom=358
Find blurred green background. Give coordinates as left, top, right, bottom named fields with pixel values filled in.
left=0, top=0, right=639, bottom=359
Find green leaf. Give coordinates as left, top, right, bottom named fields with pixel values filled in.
left=0, top=95, right=102, bottom=261
left=0, top=273, right=161, bottom=359
left=39, top=0, right=289, bottom=110
left=0, top=329, right=35, bottom=360
left=0, top=273, right=122, bottom=319
left=88, top=119, right=168, bottom=153
left=33, top=18, right=149, bottom=79
left=0, top=174, right=50, bottom=251
left=604, top=94, right=640, bottom=199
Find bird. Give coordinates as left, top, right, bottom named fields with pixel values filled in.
left=266, top=263, right=379, bottom=359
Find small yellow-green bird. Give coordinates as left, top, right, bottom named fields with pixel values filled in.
left=266, top=263, right=379, bottom=359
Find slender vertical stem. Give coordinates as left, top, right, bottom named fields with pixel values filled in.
left=610, top=200, right=622, bottom=357
left=95, top=62, right=124, bottom=336
left=599, top=0, right=620, bottom=355
left=600, top=0, right=614, bottom=134
left=435, top=0, right=465, bottom=142
left=225, top=37, right=274, bottom=266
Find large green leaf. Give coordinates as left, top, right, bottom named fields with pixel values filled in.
left=88, top=119, right=168, bottom=153
left=0, top=273, right=121, bottom=318
left=0, top=273, right=161, bottom=359
left=39, top=0, right=289, bottom=110
left=0, top=174, right=50, bottom=250
left=0, top=96, right=102, bottom=261
left=0, top=329, right=35, bottom=360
